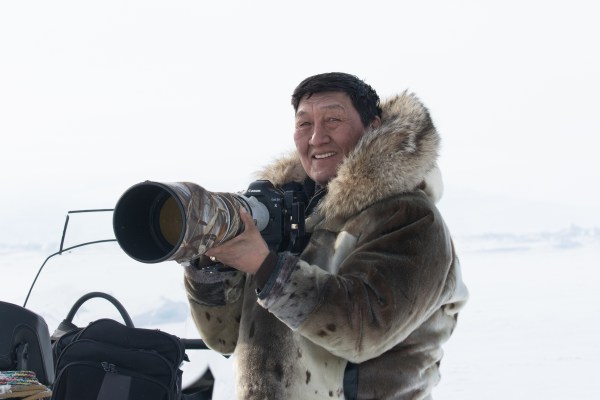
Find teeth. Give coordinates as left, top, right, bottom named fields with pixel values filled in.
left=314, top=152, right=335, bottom=159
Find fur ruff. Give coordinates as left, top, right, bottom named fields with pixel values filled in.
left=256, top=91, right=442, bottom=219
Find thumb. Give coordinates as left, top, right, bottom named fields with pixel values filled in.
left=240, top=206, right=257, bottom=230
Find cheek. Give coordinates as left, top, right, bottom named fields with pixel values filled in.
left=338, top=135, right=360, bottom=155
left=294, top=137, right=313, bottom=172
left=340, top=126, right=365, bottom=154
left=294, top=134, right=308, bottom=153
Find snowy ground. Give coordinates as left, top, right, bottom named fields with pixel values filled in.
left=2, top=222, right=599, bottom=399
left=436, top=227, right=600, bottom=400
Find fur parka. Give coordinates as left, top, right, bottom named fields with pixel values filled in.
left=184, top=91, right=468, bottom=399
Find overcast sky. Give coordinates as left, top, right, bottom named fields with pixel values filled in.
left=1, top=0, right=599, bottom=246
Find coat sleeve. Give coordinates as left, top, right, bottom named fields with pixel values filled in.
left=184, top=265, right=246, bottom=354
left=257, top=196, right=457, bottom=363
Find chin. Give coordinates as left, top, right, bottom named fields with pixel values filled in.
left=311, top=173, right=334, bottom=186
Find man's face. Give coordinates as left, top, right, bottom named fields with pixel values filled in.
left=294, top=91, right=368, bottom=185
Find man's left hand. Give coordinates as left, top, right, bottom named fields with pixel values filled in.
left=204, top=207, right=270, bottom=274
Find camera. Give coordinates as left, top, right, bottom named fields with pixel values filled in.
left=112, top=180, right=307, bottom=264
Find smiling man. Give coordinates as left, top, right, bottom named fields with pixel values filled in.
left=185, top=72, right=468, bottom=399
left=294, top=91, right=380, bottom=185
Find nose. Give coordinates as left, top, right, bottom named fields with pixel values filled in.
left=308, top=123, right=330, bottom=146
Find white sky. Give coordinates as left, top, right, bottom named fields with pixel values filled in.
left=1, top=0, right=599, bottom=245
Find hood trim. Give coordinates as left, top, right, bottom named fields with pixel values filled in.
left=256, top=91, right=442, bottom=219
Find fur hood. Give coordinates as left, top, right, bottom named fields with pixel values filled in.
left=256, top=91, right=443, bottom=219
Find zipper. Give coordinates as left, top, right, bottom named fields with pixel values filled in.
left=101, top=361, right=117, bottom=373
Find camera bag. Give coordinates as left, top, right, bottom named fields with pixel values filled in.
left=0, top=300, right=55, bottom=386
left=51, top=318, right=186, bottom=400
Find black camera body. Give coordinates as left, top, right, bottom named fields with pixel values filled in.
left=243, top=180, right=308, bottom=254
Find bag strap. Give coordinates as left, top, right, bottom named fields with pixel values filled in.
left=51, top=292, right=135, bottom=342
left=64, top=292, right=134, bottom=328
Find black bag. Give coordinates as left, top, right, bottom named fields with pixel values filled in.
left=0, top=300, right=55, bottom=386
left=51, top=318, right=186, bottom=400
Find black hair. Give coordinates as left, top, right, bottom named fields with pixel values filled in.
left=291, top=72, right=382, bottom=127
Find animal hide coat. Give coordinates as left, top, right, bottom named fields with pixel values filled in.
left=184, top=91, right=469, bottom=399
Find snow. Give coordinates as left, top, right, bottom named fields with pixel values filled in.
left=436, top=230, right=600, bottom=399
left=2, top=216, right=599, bottom=399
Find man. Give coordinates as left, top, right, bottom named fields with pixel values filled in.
left=184, top=72, right=468, bottom=399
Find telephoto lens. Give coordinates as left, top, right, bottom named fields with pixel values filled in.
left=113, top=181, right=269, bottom=264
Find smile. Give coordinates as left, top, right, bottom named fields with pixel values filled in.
left=313, top=152, right=336, bottom=159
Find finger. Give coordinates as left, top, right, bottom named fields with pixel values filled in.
left=240, top=207, right=258, bottom=231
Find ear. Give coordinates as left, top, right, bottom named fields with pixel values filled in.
left=370, top=116, right=381, bottom=129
